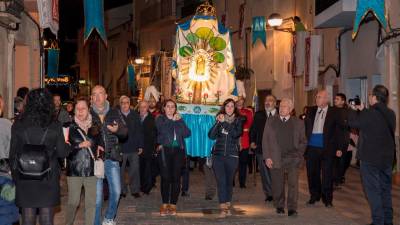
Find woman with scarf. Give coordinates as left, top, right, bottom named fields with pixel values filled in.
left=66, top=97, right=103, bottom=225
left=155, top=99, right=191, bottom=216
left=208, top=98, right=244, bottom=218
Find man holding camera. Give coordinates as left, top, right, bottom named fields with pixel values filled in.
left=348, top=85, right=395, bottom=225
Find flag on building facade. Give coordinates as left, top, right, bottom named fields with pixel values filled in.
left=84, top=0, right=107, bottom=46
left=252, top=16, right=267, bottom=48
left=238, top=2, right=246, bottom=39
left=37, top=0, right=59, bottom=36
left=47, top=48, right=59, bottom=78
left=352, top=0, right=388, bottom=40
left=127, top=62, right=136, bottom=95
left=304, top=35, right=321, bottom=91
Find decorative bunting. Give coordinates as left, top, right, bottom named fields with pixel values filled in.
left=127, top=62, right=136, bottom=95
left=47, top=48, right=59, bottom=78
left=352, top=0, right=388, bottom=40
left=84, top=0, right=107, bottom=45
left=252, top=16, right=267, bottom=47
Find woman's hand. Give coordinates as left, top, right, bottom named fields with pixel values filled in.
left=217, top=114, right=225, bottom=123
left=173, top=113, right=181, bottom=121
left=79, top=140, right=91, bottom=148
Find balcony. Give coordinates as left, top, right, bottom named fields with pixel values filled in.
left=314, top=0, right=356, bottom=28
left=0, top=0, right=24, bottom=25
left=140, top=0, right=176, bottom=28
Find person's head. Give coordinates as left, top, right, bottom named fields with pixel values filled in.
left=315, top=90, right=329, bottom=108
left=302, top=106, right=308, bottom=114
left=236, top=97, right=245, bottom=110
left=119, top=95, right=131, bottom=113
left=264, top=94, right=277, bottom=112
left=162, top=99, right=177, bottom=117
left=14, top=96, right=24, bottom=114
left=21, top=88, right=54, bottom=127
left=91, top=85, right=108, bottom=109
left=66, top=102, right=74, bottom=113
left=138, top=100, right=149, bottom=116
left=53, top=94, right=62, bottom=109
left=74, top=97, right=90, bottom=121
left=370, top=84, right=389, bottom=106
left=219, top=98, right=240, bottom=117
left=16, top=87, right=29, bottom=100
left=279, top=98, right=294, bottom=118
left=334, top=93, right=347, bottom=108
left=149, top=96, right=157, bottom=110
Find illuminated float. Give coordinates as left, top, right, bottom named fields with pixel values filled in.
left=172, top=1, right=238, bottom=157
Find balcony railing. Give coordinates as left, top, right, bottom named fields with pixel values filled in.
left=315, top=0, right=339, bottom=15
left=140, top=0, right=176, bottom=27
left=0, top=0, right=24, bottom=21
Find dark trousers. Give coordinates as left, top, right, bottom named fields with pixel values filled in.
left=120, top=153, right=140, bottom=194
left=339, top=151, right=353, bottom=182
left=360, top=161, right=393, bottom=225
left=151, top=156, right=159, bottom=187
left=306, top=147, right=334, bottom=203
left=213, top=155, right=239, bottom=203
left=248, top=151, right=255, bottom=174
left=270, top=166, right=299, bottom=210
left=238, top=149, right=249, bottom=187
left=256, top=153, right=273, bottom=198
left=158, top=147, right=185, bottom=204
left=181, top=156, right=190, bottom=192
left=140, top=156, right=153, bottom=194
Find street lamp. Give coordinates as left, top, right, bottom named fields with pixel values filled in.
left=267, top=13, right=305, bottom=33
left=267, top=13, right=283, bottom=27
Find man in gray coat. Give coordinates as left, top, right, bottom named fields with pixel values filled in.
left=263, top=98, right=307, bottom=217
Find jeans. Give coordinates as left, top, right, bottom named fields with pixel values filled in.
left=120, top=153, right=140, bottom=194
left=360, top=161, right=393, bottom=225
left=66, top=176, right=97, bottom=225
left=94, top=160, right=121, bottom=224
left=158, top=147, right=185, bottom=204
left=203, top=158, right=216, bottom=198
left=256, top=153, right=273, bottom=198
left=238, top=149, right=249, bottom=187
left=213, top=155, right=239, bottom=203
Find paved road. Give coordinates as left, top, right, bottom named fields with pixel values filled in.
left=55, top=166, right=399, bottom=225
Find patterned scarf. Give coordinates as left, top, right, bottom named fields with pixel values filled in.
left=74, top=113, right=92, bottom=133
left=224, top=114, right=235, bottom=124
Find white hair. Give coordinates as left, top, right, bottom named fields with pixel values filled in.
left=280, top=98, right=294, bottom=110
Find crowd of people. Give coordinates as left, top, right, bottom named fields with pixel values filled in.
left=0, top=84, right=396, bottom=225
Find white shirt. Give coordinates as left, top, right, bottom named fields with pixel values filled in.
left=280, top=115, right=290, bottom=122
left=266, top=108, right=277, bottom=118
left=312, top=106, right=328, bottom=134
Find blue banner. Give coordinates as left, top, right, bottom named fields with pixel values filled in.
left=352, top=0, right=387, bottom=40
left=47, top=48, right=59, bottom=78
left=84, top=0, right=107, bottom=45
left=252, top=16, right=267, bottom=48
left=127, top=64, right=136, bottom=95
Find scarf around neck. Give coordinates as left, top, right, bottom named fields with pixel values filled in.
left=74, top=113, right=92, bottom=133
left=92, top=100, right=110, bottom=116
left=224, top=114, right=235, bottom=124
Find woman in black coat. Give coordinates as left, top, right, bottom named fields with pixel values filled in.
left=9, top=88, right=69, bottom=225
left=208, top=98, right=244, bottom=218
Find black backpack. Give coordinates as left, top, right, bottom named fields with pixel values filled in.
left=17, top=129, right=51, bottom=180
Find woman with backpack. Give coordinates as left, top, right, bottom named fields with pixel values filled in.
left=66, top=97, right=104, bottom=225
left=9, top=88, right=69, bottom=225
left=208, top=98, right=244, bottom=218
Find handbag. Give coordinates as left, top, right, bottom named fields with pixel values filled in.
left=76, top=128, right=104, bottom=179
left=17, top=129, right=51, bottom=180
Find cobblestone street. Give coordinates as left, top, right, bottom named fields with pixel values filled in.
left=55, top=167, right=399, bottom=225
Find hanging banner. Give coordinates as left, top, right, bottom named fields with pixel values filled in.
left=47, top=48, right=60, bottom=78
left=37, top=0, right=59, bottom=36
left=304, top=35, right=321, bottom=91
left=84, top=0, right=107, bottom=45
left=352, top=0, right=388, bottom=40
left=252, top=16, right=267, bottom=48
left=127, top=63, right=136, bottom=95
left=238, top=2, right=246, bottom=39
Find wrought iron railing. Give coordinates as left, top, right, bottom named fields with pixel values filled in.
left=0, top=0, right=24, bottom=19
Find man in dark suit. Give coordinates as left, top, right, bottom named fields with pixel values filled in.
left=348, top=85, right=395, bottom=225
left=263, top=98, right=307, bottom=216
left=304, top=90, right=343, bottom=208
left=138, top=100, right=157, bottom=195
left=250, top=94, right=277, bottom=202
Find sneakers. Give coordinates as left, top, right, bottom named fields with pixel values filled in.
left=169, top=204, right=177, bottom=216
left=160, top=204, right=169, bottom=216
left=160, top=204, right=177, bottom=216
left=102, top=219, right=116, bottom=225
left=218, top=203, right=232, bottom=218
